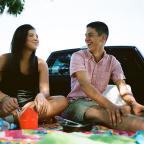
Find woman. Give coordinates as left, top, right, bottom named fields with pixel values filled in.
left=0, top=24, right=68, bottom=123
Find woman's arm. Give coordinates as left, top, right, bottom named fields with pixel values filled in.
left=0, top=54, right=19, bottom=115
left=34, top=58, right=50, bottom=114
left=0, top=53, right=9, bottom=101
left=37, top=58, right=50, bottom=97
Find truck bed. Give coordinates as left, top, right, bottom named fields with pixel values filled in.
left=46, top=46, right=144, bottom=104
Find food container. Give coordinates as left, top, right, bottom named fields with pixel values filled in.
left=19, top=107, right=38, bottom=129
left=56, top=116, right=93, bottom=132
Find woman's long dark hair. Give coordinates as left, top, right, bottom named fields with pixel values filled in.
left=10, top=24, right=36, bottom=74
left=1, top=24, right=39, bottom=97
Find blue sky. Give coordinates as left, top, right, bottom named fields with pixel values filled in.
left=0, top=0, right=144, bottom=60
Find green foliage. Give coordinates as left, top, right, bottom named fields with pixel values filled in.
left=0, top=0, right=25, bottom=16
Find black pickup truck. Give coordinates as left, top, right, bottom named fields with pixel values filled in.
left=46, top=46, right=144, bottom=104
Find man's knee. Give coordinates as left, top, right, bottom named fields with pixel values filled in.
left=122, top=105, right=131, bottom=114
left=85, top=106, right=105, bottom=120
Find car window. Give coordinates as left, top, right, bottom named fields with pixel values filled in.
left=49, top=53, right=71, bottom=75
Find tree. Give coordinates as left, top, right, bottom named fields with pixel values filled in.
left=0, top=0, right=25, bottom=16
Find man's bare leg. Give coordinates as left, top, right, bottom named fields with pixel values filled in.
left=85, top=106, right=144, bottom=131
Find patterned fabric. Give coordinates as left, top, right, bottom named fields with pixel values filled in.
left=0, top=127, right=144, bottom=144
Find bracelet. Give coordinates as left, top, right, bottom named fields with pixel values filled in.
left=121, top=92, right=133, bottom=98
left=121, top=93, right=136, bottom=106
left=127, top=99, right=136, bottom=106
left=0, top=95, right=10, bottom=103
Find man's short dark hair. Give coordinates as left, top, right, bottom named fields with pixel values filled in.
left=87, top=21, right=109, bottom=37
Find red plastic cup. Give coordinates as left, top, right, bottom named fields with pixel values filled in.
left=19, top=107, right=38, bottom=129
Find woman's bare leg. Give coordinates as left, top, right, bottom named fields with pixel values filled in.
left=38, top=95, right=68, bottom=121
left=21, top=96, right=67, bottom=122
left=45, top=96, right=68, bottom=116
left=85, top=106, right=144, bottom=131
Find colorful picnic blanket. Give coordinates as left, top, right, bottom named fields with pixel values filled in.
left=0, top=128, right=144, bottom=144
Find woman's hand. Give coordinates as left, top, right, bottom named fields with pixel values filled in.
left=34, top=93, right=49, bottom=116
left=1, top=96, right=19, bottom=114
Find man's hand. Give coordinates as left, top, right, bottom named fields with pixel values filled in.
left=2, top=96, right=19, bottom=114
left=119, top=105, right=131, bottom=115
left=105, top=103, right=129, bottom=127
left=132, top=102, right=144, bottom=116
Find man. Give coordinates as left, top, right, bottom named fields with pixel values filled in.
left=63, top=21, right=144, bottom=131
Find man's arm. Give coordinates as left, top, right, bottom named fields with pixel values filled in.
left=115, top=79, right=136, bottom=105
left=74, top=70, right=125, bottom=126
left=115, top=79, right=144, bottom=116
left=74, top=70, right=116, bottom=108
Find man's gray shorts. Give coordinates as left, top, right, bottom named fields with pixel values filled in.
left=63, top=99, right=98, bottom=123
left=63, top=85, right=131, bottom=122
